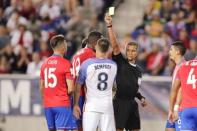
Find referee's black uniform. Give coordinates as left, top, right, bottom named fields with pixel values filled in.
left=112, top=52, right=144, bottom=130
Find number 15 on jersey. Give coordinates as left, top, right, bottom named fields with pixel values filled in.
left=44, top=68, right=57, bottom=88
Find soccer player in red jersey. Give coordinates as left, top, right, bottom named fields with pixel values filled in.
left=71, top=31, right=103, bottom=130
left=166, top=41, right=186, bottom=131
left=40, top=35, right=77, bottom=131
left=169, top=58, right=197, bottom=131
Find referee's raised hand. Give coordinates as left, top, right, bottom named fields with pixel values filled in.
left=104, top=13, right=112, bottom=26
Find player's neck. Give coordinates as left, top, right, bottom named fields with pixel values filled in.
left=175, top=56, right=183, bottom=65
left=128, top=60, right=135, bottom=64
left=53, top=51, right=63, bottom=57
left=96, top=52, right=107, bottom=59
left=87, top=45, right=94, bottom=51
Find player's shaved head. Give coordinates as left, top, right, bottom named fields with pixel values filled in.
left=172, top=41, right=186, bottom=56
left=81, top=37, right=88, bottom=48
left=96, top=38, right=110, bottom=53
left=87, top=31, right=103, bottom=45
left=50, top=35, right=66, bottom=49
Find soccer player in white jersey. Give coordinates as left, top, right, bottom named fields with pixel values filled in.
left=73, top=38, right=117, bottom=131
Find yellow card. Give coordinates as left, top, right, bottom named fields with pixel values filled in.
left=109, top=7, right=115, bottom=16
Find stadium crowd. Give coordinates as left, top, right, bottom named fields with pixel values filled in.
left=0, top=0, right=196, bottom=76
left=0, top=0, right=119, bottom=75
left=131, top=0, right=197, bottom=75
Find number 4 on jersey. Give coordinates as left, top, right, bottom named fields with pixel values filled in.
left=187, top=68, right=196, bottom=89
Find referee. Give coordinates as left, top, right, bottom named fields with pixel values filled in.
left=105, top=14, right=147, bottom=131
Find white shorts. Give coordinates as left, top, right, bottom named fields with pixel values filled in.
left=83, top=111, right=116, bottom=131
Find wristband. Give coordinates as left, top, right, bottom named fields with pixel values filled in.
left=174, top=104, right=179, bottom=111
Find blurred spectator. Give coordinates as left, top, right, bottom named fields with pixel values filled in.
left=4, top=0, right=19, bottom=18
left=65, top=0, right=78, bottom=16
left=160, top=0, right=173, bottom=21
left=146, top=43, right=165, bottom=75
left=2, top=43, right=17, bottom=72
left=0, top=0, right=122, bottom=74
left=146, top=9, right=164, bottom=37
left=137, top=31, right=152, bottom=53
left=165, top=12, right=185, bottom=40
left=132, top=0, right=196, bottom=75
left=6, top=10, right=28, bottom=32
left=0, top=55, right=10, bottom=74
left=163, top=59, right=176, bottom=76
left=0, top=8, right=7, bottom=25
left=185, top=11, right=196, bottom=35
left=19, top=0, right=36, bottom=19
left=14, top=47, right=29, bottom=73
left=160, top=32, right=172, bottom=56
left=184, top=38, right=197, bottom=60
left=179, top=29, right=190, bottom=49
left=39, top=40, right=51, bottom=60
left=39, top=0, right=61, bottom=20
left=0, top=25, right=9, bottom=49
left=27, top=52, right=43, bottom=76
left=11, top=23, right=33, bottom=54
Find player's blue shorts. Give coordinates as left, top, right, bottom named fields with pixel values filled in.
left=44, top=107, right=78, bottom=130
left=70, top=96, right=85, bottom=125
left=181, top=107, right=197, bottom=131
left=166, top=111, right=182, bottom=131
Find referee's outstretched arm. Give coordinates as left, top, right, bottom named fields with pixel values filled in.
left=105, top=13, right=121, bottom=55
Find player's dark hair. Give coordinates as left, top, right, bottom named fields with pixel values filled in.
left=81, top=38, right=88, bottom=48
left=97, top=38, right=110, bottom=53
left=172, top=41, right=186, bottom=56
left=126, top=41, right=138, bottom=50
left=87, top=31, right=103, bottom=45
left=50, top=35, right=65, bottom=49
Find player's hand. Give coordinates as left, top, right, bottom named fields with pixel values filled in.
left=104, top=13, right=112, bottom=26
left=73, top=105, right=81, bottom=119
left=168, top=110, right=174, bottom=123
left=173, top=111, right=179, bottom=121
left=140, top=98, right=147, bottom=107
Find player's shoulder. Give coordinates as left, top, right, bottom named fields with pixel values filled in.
left=60, top=57, right=71, bottom=65
left=184, top=59, right=197, bottom=67
left=82, top=58, right=95, bottom=65
left=104, top=58, right=117, bottom=66
left=92, top=58, right=117, bottom=66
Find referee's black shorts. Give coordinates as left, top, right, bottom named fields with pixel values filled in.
left=113, top=98, right=140, bottom=130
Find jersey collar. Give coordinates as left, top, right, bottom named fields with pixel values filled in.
left=52, top=54, right=62, bottom=57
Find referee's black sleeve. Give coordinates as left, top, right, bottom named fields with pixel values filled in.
left=135, top=92, right=145, bottom=100
left=112, top=52, right=124, bottom=64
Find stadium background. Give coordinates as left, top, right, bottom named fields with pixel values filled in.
left=0, top=0, right=196, bottom=131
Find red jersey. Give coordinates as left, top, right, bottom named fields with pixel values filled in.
left=72, top=47, right=95, bottom=96
left=40, top=55, right=73, bottom=108
left=172, top=58, right=186, bottom=85
left=176, top=59, right=197, bottom=109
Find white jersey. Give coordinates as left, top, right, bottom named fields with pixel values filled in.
left=77, top=58, right=117, bottom=113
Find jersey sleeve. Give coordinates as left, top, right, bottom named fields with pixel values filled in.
left=112, top=52, right=125, bottom=64
left=65, top=61, right=74, bottom=80
left=40, top=64, right=44, bottom=80
left=76, top=61, right=88, bottom=85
